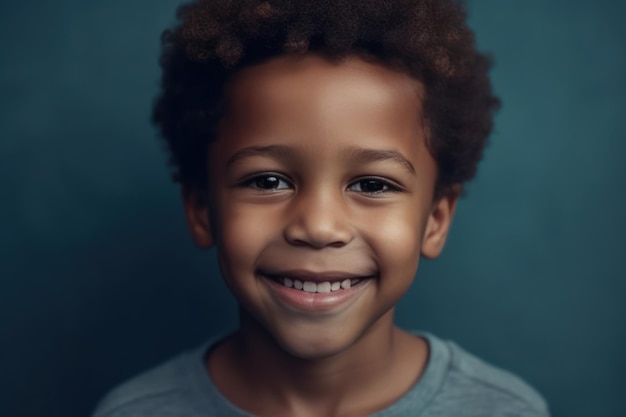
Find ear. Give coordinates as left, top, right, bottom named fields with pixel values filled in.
left=181, top=186, right=214, bottom=248
left=420, top=186, right=460, bottom=259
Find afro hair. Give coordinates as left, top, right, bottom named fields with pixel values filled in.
left=153, top=0, right=500, bottom=198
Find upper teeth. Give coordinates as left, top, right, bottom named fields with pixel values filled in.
left=282, top=278, right=357, bottom=293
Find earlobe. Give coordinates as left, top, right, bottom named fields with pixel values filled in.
left=420, top=187, right=460, bottom=259
left=181, top=186, right=214, bottom=249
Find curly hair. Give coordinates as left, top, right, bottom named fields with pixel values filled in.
left=153, top=0, right=500, bottom=198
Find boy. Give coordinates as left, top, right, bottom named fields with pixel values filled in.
left=94, top=0, right=549, bottom=416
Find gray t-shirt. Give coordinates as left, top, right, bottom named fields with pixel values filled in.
left=92, top=333, right=549, bottom=417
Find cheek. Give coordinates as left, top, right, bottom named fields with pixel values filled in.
left=377, top=220, right=422, bottom=271
left=359, top=203, right=427, bottom=291
left=216, top=203, right=280, bottom=275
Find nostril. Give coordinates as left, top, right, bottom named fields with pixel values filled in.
left=329, top=240, right=348, bottom=248
left=285, top=232, right=351, bottom=249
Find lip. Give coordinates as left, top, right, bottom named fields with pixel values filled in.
left=259, top=272, right=374, bottom=313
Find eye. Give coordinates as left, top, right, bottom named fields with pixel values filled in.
left=244, top=174, right=291, bottom=191
left=348, top=178, right=398, bottom=194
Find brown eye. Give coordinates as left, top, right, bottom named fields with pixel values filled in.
left=360, top=180, right=385, bottom=192
left=349, top=179, right=388, bottom=193
left=348, top=177, right=399, bottom=195
left=247, top=175, right=291, bottom=190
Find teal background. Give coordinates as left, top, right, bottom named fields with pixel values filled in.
left=1, top=0, right=624, bottom=416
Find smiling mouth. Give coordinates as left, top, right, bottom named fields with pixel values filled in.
left=259, top=270, right=374, bottom=311
left=270, top=276, right=363, bottom=293
left=259, top=268, right=371, bottom=294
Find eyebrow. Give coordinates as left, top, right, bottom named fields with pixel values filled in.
left=225, top=144, right=416, bottom=176
left=342, top=146, right=416, bottom=176
left=226, top=145, right=298, bottom=169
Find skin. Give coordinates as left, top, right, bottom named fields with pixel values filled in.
left=183, top=53, right=459, bottom=417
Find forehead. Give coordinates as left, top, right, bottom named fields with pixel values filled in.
left=221, top=53, right=424, bottom=133
left=227, top=53, right=421, bottom=97
left=212, top=53, right=431, bottom=176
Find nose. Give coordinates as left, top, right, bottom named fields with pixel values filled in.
left=283, top=187, right=354, bottom=249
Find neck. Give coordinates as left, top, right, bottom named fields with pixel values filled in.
left=208, top=309, right=427, bottom=417
left=239, top=309, right=397, bottom=395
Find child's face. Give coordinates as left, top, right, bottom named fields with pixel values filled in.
left=184, top=54, right=458, bottom=358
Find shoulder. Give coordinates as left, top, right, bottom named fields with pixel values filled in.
left=448, top=341, right=546, bottom=407
left=92, top=353, right=199, bottom=417
left=417, top=333, right=550, bottom=417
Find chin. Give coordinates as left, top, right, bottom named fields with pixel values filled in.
left=270, top=322, right=364, bottom=360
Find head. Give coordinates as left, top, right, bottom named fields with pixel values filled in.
left=153, top=0, right=499, bottom=358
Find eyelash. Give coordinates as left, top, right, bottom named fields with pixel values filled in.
left=348, top=177, right=401, bottom=194
left=241, top=173, right=401, bottom=195
left=242, top=174, right=291, bottom=191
